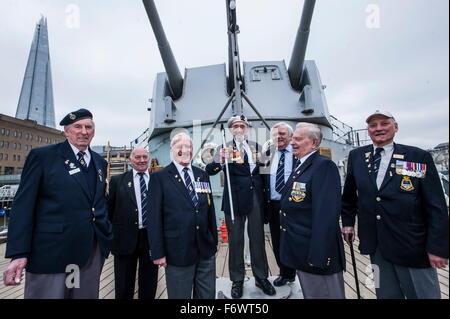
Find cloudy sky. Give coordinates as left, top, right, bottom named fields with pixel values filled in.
left=0, top=0, right=448, bottom=149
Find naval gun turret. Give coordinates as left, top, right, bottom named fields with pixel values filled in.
left=141, top=0, right=354, bottom=191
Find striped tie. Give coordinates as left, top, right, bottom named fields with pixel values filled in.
left=138, top=172, right=148, bottom=227
left=372, top=147, right=384, bottom=179
left=275, top=150, right=286, bottom=193
left=183, top=167, right=199, bottom=207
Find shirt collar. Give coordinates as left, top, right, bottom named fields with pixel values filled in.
left=173, top=161, right=193, bottom=174
left=277, top=144, right=292, bottom=154
left=68, top=141, right=90, bottom=158
left=372, top=141, right=394, bottom=154
left=298, top=150, right=317, bottom=166
left=133, top=168, right=149, bottom=178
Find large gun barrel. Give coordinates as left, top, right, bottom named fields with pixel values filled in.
left=143, top=0, right=183, bottom=99
left=288, top=0, right=316, bottom=90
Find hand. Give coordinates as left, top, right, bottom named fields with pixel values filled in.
left=428, top=254, right=449, bottom=269
left=219, top=147, right=232, bottom=164
left=3, top=258, right=27, bottom=286
left=153, top=257, right=167, bottom=268
left=342, top=226, right=355, bottom=245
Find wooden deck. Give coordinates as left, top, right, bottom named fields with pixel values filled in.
left=0, top=234, right=448, bottom=299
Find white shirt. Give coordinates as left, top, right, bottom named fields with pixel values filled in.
left=373, top=142, right=394, bottom=189
left=235, top=139, right=256, bottom=173
left=173, top=161, right=195, bottom=187
left=270, top=145, right=294, bottom=200
left=68, top=142, right=91, bottom=167
left=133, top=169, right=149, bottom=229
left=294, top=150, right=318, bottom=171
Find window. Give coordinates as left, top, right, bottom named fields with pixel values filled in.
left=13, top=143, right=17, bottom=149
left=4, top=167, right=14, bottom=174
left=18, top=143, right=21, bottom=150
left=5, top=154, right=8, bottom=160
left=13, top=131, right=18, bottom=137
left=1, top=128, right=4, bottom=135
left=18, top=155, right=21, bottom=161
left=5, top=142, right=9, bottom=148
left=0, top=154, right=3, bottom=160
left=6, top=129, right=10, bottom=136
left=19, top=132, right=22, bottom=138
left=17, top=168, right=23, bottom=174
left=0, top=141, right=3, bottom=148
left=13, top=155, right=16, bottom=161
left=26, top=133, right=30, bottom=140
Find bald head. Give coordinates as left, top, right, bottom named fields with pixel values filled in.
left=130, top=147, right=149, bottom=173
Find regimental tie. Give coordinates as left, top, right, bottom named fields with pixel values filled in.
left=138, top=172, right=148, bottom=227
left=372, top=147, right=384, bottom=179
left=239, top=143, right=249, bottom=165
left=77, top=151, right=87, bottom=168
left=183, top=167, right=199, bottom=207
left=275, top=149, right=286, bottom=193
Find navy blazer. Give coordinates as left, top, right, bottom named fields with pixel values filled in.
left=261, top=146, right=298, bottom=223
left=5, top=140, right=112, bottom=274
left=341, top=143, right=449, bottom=268
left=147, top=163, right=218, bottom=267
left=279, top=151, right=345, bottom=275
left=205, top=141, right=265, bottom=216
left=108, top=170, right=142, bottom=256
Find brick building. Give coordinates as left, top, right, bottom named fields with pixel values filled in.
left=0, top=114, right=64, bottom=175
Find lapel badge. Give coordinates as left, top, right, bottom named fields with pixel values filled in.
left=393, top=154, right=404, bottom=159
left=175, top=174, right=178, bottom=178
left=400, top=176, right=414, bottom=191
left=391, top=163, right=395, bottom=168
left=69, top=162, right=76, bottom=169
left=178, top=179, right=182, bottom=183
left=128, top=182, right=132, bottom=188
left=98, top=169, right=103, bottom=182
left=367, top=164, right=371, bottom=168
left=69, top=113, right=76, bottom=120
left=365, top=152, right=371, bottom=158
left=389, top=171, right=393, bottom=177
left=65, top=160, right=69, bottom=165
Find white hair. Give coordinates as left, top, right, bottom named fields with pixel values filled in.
left=295, top=122, right=323, bottom=145
left=170, top=132, right=192, bottom=148
left=271, top=122, right=294, bottom=135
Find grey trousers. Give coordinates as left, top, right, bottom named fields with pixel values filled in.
left=370, top=248, right=441, bottom=299
left=225, top=193, right=269, bottom=282
left=165, top=255, right=216, bottom=299
left=297, top=270, right=346, bottom=299
left=24, top=242, right=105, bottom=299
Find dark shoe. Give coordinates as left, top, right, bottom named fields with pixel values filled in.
left=231, top=281, right=244, bottom=299
left=273, top=276, right=295, bottom=287
left=255, top=277, right=276, bottom=296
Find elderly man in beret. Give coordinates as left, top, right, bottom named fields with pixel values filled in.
left=3, top=108, right=112, bottom=299
left=206, top=115, right=275, bottom=298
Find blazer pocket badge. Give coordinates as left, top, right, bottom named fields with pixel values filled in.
left=291, top=182, right=306, bottom=202
left=400, top=176, right=414, bottom=191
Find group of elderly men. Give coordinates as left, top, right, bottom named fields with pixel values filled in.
left=2, top=108, right=448, bottom=299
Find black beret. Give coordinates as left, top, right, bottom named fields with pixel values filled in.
left=59, top=108, right=93, bottom=126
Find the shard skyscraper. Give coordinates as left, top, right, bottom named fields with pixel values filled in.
left=15, top=16, right=55, bottom=128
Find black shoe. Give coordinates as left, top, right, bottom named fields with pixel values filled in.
left=255, top=277, right=276, bottom=296
left=273, top=276, right=295, bottom=287
left=231, top=281, right=244, bottom=299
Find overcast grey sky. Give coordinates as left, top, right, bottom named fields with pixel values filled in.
left=0, top=0, right=448, bottom=149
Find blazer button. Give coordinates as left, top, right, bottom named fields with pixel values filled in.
left=283, top=228, right=287, bottom=232
left=376, top=197, right=381, bottom=202
left=92, top=208, right=95, bottom=212
left=196, top=210, right=199, bottom=213
left=135, top=222, right=138, bottom=225
left=376, top=215, right=381, bottom=220
left=196, top=226, right=200, bottom=230
left=250, top=186, right=253, bottom=190
left=283, top=213, right=287, bottom=217
left=135, top=208, right=138, bottom=212
left=280, top=225, right=282, bottom=230
left=92, top=217, right=96, bottom=222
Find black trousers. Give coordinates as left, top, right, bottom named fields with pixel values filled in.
left=114, top=229, right=159, bottom=299
left=268, top=200, right=296, bottom=279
